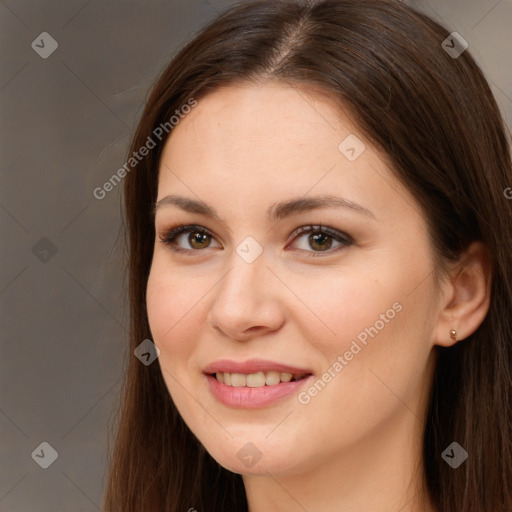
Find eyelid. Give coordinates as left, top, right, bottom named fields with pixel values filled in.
left=157, top=224, right=220, bottom=254
left=289, top=224, right=353, bottom=245
left=158, top=222, right=353, bottom=257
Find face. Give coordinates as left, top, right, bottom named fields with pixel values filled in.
left=146, top=81, right=440, bottom=476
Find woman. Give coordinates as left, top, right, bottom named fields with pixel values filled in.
left=103, top=1, right=512, bottom=510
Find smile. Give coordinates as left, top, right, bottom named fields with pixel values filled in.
left=213, top=371, right=309, bottom=387
left=203, top=359, right=313, bottom=408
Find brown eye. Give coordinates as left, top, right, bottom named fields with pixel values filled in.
left=289, top=224, right=353, bottom=257
left=187, top=231, right=212, bottom=249
left=159, top=224, right=221, bottom=254
left=158, top=223, right=352, bottom=257
left=308, top=231, right=333, bottom=251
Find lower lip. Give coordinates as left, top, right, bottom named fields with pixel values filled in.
left=205, top=374, right=312, bottom=408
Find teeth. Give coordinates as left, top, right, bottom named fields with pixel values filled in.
left=246, top=372, right=266, bottom=387
left=231, top=373, right=247, bottom=387
left=265, top=371, right=281, bottom=386
left=280, top=372, right=292, bottom=382
left=214, top=371, right=307, bottom=388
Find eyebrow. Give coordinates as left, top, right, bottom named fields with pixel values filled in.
left=153, top=194, right=375, bottom=222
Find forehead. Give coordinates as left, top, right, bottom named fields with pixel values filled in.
left=166, top=82, right=356, bottom=153
left=159, top=82, right=370, bottom=183
left=155, top=82, right=418, bottom=230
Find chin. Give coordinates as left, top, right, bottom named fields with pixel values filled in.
left=202, top=439, right=304, bottom=476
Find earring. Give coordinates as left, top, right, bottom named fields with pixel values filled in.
left=449, top=329, right=457, bottom=341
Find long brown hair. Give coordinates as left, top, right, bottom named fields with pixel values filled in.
left=103, top=1, right=512, bottom=510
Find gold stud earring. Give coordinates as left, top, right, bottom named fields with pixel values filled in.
left=449, top=329, right=457, bottom=341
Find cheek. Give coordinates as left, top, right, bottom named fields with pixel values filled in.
left=305, top=279, right=434, bottom=428
left=146, top=263, right=201, bottom=366
left=296, top=259, right=434, bottom=403
left=290, top=267, right=407, bottom=355
left=146, top=265, right=205, bottom=421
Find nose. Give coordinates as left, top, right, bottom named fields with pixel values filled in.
left=206, top=253, right=285, bottom=342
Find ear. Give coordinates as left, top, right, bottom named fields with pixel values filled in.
left=433, top=241, right=492, bottom=347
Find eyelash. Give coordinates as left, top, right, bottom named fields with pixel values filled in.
left=157, top=223, right=353, bottom=258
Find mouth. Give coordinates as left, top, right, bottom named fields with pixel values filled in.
left=209, top=371, right=310, bottom=387
left=203, top=359, right=314, bottom=408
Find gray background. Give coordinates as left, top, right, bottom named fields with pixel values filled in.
left=1, top=0, right=510, bottom=510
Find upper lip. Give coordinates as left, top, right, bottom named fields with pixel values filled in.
left=203, top=359, right=313, bottom=375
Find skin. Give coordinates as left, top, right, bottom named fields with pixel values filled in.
left=146, top=81, right=491, bottom=511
